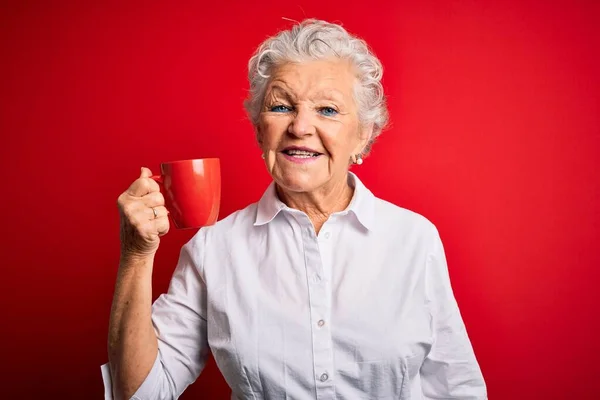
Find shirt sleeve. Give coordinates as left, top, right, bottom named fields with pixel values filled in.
left=101, top=228, right=210, bottom=400
left=420, top=228, right=487, bottom=400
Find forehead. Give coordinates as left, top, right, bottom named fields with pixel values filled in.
left=267, top=59, right=356, bottom=101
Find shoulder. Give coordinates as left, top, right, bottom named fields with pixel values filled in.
left=214, top=202, right=259, bottom=230
left=188, top=201, right=259, bottom=245
left=372, top=196, right=440, bottom=240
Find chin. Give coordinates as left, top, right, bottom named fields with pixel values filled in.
left=275, top=171, right=324, bottom=194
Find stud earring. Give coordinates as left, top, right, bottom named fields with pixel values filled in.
left=261, top=153, right=265, bottom=159
left=355, top=154, right=363, bottom=165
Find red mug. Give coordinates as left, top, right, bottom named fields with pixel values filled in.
left=151, top=158, right=221, bottom=229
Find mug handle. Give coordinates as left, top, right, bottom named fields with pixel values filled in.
left=150, top=175, right=163, bottom=184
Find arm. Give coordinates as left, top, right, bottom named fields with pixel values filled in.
left=105, top=231, right=210, bottom=400
left=420, top=228, right=487, bottom=399
left=107, top=255, right=158, bottom=399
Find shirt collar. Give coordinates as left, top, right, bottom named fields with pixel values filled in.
left=254, top=172, right=375, bottom=231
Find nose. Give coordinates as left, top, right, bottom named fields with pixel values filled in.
left=287, top=106, right=316, bottom=137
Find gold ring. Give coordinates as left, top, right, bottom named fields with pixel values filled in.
left=152, top=207, right=158, bottom=219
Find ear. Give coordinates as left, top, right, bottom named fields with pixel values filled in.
left=255, top=123, right=264, bottom=146
left=353, top=123, right=374, bottom=155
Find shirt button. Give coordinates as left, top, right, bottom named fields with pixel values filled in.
left=324, top=232, right=330, bottom=239
left=318, top=319, right=325, bottom=327
left=320, top=373, right=329, bottom=382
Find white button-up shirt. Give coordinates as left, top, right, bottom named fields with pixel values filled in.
left=102, top=173, right=487, bottom=399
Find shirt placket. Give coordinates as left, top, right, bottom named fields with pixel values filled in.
left=300, top=219, right=335, bottom=400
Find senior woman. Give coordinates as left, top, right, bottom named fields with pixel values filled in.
left=103, top=19, right=487, bottom=400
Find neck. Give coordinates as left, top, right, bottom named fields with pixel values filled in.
left=276, top=174, right=354, bottom=234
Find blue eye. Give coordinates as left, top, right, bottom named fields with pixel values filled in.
left=270, top=105, right=292, bottom=113
left=319, top=107, right=338, bottom=117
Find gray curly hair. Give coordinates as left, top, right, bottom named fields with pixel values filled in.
left=244, top=19, right=389, bottom=155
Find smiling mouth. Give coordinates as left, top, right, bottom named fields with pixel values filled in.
left=282, top=149, right=322, bottom=158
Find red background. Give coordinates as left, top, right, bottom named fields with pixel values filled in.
left=1, top=1, right=599, bottom=399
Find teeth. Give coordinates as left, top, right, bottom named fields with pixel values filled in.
left=287, top=150, right=319, bottom=157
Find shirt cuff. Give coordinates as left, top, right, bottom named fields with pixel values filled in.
left=100, top=362, right=113, bottom=400
left=100, top=355, right=162, bottom=400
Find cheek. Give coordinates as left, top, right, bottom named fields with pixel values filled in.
left=320, top=127, right=358, bottom=158
left=259, top=116, right=287, bottom=148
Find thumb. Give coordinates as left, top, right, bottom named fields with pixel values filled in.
left=140, top=167, right=153, bottom=178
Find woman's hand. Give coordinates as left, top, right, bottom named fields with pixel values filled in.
left=117, top=167, right=170, bottom=260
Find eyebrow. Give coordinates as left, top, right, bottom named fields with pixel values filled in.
left=313, top=89, right=346, bottom=105
left=267, top=85, right=347, bottom=106
left=268, top=85, right=296, bottom=102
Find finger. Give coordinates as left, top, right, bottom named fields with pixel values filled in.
left=126, top=167, right=156, bottom=197
left=154, top=216, right=170, bottom=237
left=140, top=167, right=152, bottom=178
left=127, top=176, right=160, bottom=197
left=146, top=206, right=169, bottom=220
left=142, top=191, right=165, bottom=207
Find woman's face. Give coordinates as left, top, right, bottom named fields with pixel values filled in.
left=257, top=58, right=372, bottom=194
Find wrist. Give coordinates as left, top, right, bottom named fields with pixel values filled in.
left=119, top=252, right=154, bottom=270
